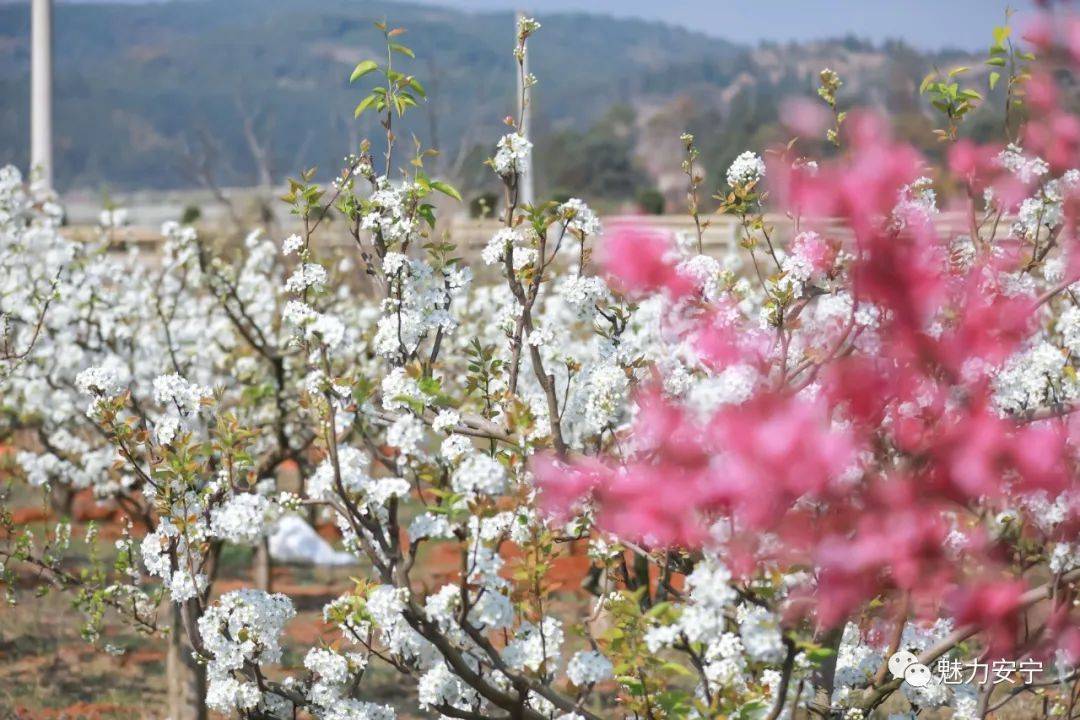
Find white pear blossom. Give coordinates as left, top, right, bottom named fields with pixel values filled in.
left=493, top=133, right=533, bottom=176
left=726, top=150, right=766, bottom=187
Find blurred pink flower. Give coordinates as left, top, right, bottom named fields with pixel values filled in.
left=601, top=223, right=694, bottom=298
left=950, top=580, right=1027, bottom=655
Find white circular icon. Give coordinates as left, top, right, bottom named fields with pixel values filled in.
left=888, top=649, right=919, bottom=679
left=903, top=662, right=932, bottom=688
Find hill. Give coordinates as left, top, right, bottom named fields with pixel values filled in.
left=0, top=0, right=989, bottom=207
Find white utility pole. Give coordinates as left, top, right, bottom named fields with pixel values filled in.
left=515, top=10, right=535, bottom=206
left=31, top=0, right=54, bottom=189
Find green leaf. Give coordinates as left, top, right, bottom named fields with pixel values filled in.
left=350, top=60, right=378, bottom=82
left=354, top=94, right=377, bottom=118
left=985, top=56, right=1007, bottom=67
left=418, top=377, right=442, bottom=395
left=419, top=205, right=436, bottom=228
left=799, top=643, right=837, bottom=663
left=660, top=661, right=693, bottom=677
left=431, top=180, right=462, bottom=202
left=390, top=42, right=415, bottom=58
left=989, top=71, right=1001, bottom=90
left=919, top=72, right=937, bottom=94
left=736, top=700, right=769, bottom=720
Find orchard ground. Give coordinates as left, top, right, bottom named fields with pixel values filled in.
left=0, top=476, right=1053, bottom=719
left=0, top=462, right=594, bottom=719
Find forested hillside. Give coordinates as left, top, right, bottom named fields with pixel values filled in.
left=0, top=0, right=992, bottom=204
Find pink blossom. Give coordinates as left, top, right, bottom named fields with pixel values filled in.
left=534, top=390, right=855, bottom=545
left=600, top=224, right=694, bottom=298
left=1069, top=15, right=1080, bottom=66
left=780, top=97, right=830, bottom=138
left=789, top=231, right=836, bottom=275
left=815, top=498, right=952, bottom=627
left=704, top=394, right=855, bottom=528
left=537, top=31, right=1080, bottom=652
left=948, top=139, right=1003, bottom=193
left=950, top=580, right=1027, bottom=655
left=688, top=307, right=742, bottom=371
left=532, top=453, right=610, bottom=521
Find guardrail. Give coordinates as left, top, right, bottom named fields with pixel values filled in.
left=66, top=211, right=982, bottom=260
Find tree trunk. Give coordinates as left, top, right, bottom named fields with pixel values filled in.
left=254, top=535, right=272, bottom=592
left=808, top=626, right=844, bottom=719
left=167, top=604, right=208, bottom=720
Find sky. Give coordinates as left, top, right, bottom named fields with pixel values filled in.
left=397, top=0, right=1034, bottom=51
left=47, top=0, right=1036, bottom=51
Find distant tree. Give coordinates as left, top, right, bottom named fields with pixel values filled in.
left=537, top=105, right=649, bottom=203
left=636, top=187, right=664, bottom=214
left=468, top=192, right=497, bottom=219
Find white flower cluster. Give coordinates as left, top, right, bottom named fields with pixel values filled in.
left=282, top=233, right=304, bottom=256
left=481, top=226, right=537, bottom=269
left=387, top=414, right=425, bottom=459
left=140, top=513, right=209, bottom=603
left=209, top=492, right=282, bottom=545
left=493, top=133, right=533, bottom=176
left=726, top=150, right=766, bottom=188
left=372, top=252, right=470, bottom=360
left=451, top=452, right=508, bottom=499
left=309, top=446, right=409, bottom=508
left=98, top=207, right=129, bottom=229
left=640, top=556, right=792, bottom=700
left=566, top=650, right=613, bottom=687
left=380, top=367, right=429, bottom=412
left=75, top=364, right=126, bottom=417
left=581, top=362, right=628, bottom=434
left=557, top=275, right=611, bottom=315
left=283, top=300, right=347, bottom=350
left=431, top=408, right=460, bottom=433
left=418, top=661, right=479, bottom=713
left=502, top=616, right=564, bottom=672
left=995, top=341, right=1077, bottom=415
left=559, top=198, right=602, bottom=236
left=737, top=605, right=785, bottom=663
left=75, top=365, right=123, bottom=398
left=408, top=512, right=454, bottom=541
left=894, top=176, right=938, bottom=227
left=153, top=373, right=211, bottom=416
left=1013, top=168, right=1079, bottom=241
left=998, top=143, right=1050, bottom=184
left=198, top=589, right=296, bottom=715
left=305, top=646, right=395, bottom=719
left=361, top=178, right=420, bottom=247
left=284, top=262, right=328, bottom=293
left=679, top=254, right=725, bottom=299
